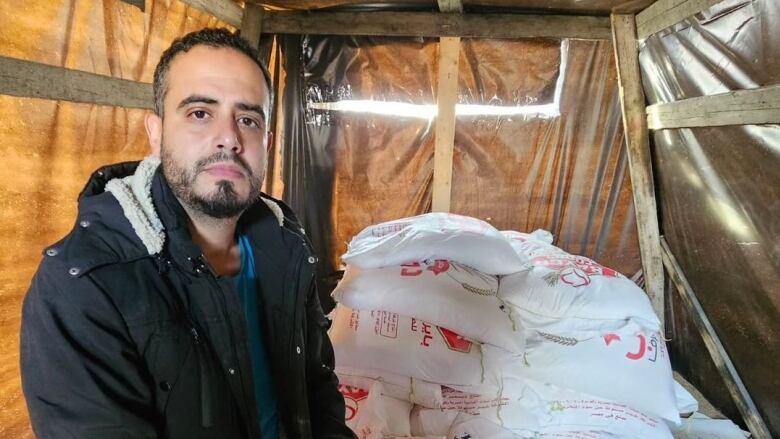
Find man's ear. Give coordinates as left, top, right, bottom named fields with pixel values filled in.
left=145, top=112, right=163, bottom=157
left=266, top=131, right=274, bottom=153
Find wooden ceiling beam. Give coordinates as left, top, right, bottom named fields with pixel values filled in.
left=261, top=11, right=611, bottom=39
left=636, top=0, right=721, bottom=40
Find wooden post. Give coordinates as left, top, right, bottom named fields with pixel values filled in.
left=241, top=4, right=264, bottom=50
left=611, top=14, right=665, bottom=326
left=661, top=238, right=772, bottom=439
left=431, top=36, right=460, bottom=213
left=179, top=0, right=242, bottom=27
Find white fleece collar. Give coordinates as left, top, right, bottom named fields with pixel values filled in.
left=105, top=155, right=285, bottom=255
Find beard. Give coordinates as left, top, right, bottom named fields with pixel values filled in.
left=160, top=144, right=263, bottom=219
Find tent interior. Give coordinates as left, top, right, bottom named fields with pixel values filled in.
left=0, top=0, right=777, bottom=437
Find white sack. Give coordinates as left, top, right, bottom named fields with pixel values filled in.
left=415, top=380, right=671, bottom=438
left=668, top=413, right=750, bottom=439
left=330, top=305, right=486, bottom=386
left=448, top=411, right=669, bottom=439
left=339, top=381, right=412, bottom=438
left=673, top=381, right=699, bottom=415
left=520, top=321, right=679, bottom=423
left=333, top=260, right=524, bottom=353
left=500, top=232, right=659, bottom=334
left=336, top=367, right=444, bottom=408
left=342, top=213, right=529, bottom=275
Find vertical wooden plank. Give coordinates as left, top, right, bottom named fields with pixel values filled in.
left=179, top=0, right=242, bottom=27
left=240, top=3, right=264, bottom=50
left=432, top=36, right=460, bottom=213
left=611, top=14, right=665, bottom=327
left=269, top=38, right=286, bottom=200
left=661, top=238, right=772, bottom=439
left=437, top=0, right=463, bottom=13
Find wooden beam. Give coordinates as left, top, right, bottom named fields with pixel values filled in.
left=0, top=55, right=152, bottom=109
left=437, top=0, right=463, bottom=13
left=268, top=40, right=286, bottom=200
left=179, top=0, right=242, bottom=28
left=431, top=37, right=460, bottom=213
left=661, top=238, right=772, bottom=439
left=262, top=11, right=612, bottom=40
left=636, top=0, right=721, bottom=40
left=647, top=84, right=780, bottom=129
left=241, top=3, right=264, bottom=50
left=611, top=14, right=665, bottom=326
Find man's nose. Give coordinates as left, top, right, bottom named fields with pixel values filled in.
left=215, top=117, right=243, bottom=153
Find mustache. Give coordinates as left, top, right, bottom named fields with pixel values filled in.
left=194, top=152, right=252, bottom=176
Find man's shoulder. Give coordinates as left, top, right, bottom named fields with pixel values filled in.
left=38, top=191, right=149, bottom=283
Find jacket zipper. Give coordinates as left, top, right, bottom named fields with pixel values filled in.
left=193, top=255, right=258, bottom=435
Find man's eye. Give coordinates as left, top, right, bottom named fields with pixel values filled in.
left=190, top=110, right=209, bottom=119
left=239, top=117, right=260, bottom=128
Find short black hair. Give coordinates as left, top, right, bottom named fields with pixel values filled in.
left=152, top=28, right=273, bottom=116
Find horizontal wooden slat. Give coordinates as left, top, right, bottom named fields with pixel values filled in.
left=262, top=11, right=612, bottom=39
left=0, top=56, right=153, bottom=109
left=647, top=85, right=780, bottom=129
left=179, top=0, right=243, bottom=27
left=661, top=238, right=772, bottom=439
left=636, top=0, right=722, bottom=40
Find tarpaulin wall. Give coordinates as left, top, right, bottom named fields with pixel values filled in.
left=639, top=0, right=780, bottom=434
left=275, top=34, right=642, bottom=311
left=0, top=1, right=229, bottom=436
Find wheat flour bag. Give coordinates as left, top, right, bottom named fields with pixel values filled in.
left=340, top=381, right=412, bottom=438
left=413, top=380, right=671, bottom=438
left=329, top=305, right=486, bottom=386
left=499, top=231, right=660, bottom=334
left=448, top=412, right=663, bottom=439
left=333, top=260, right=524, bottom=353
left=336, top=367, right=444, bottom=408
left=342, top=213, right=529, bottom=275
left=520, top=320, right=679, bottom=423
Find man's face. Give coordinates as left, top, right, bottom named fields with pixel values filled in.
left=146, top=45, right=271, bottom=219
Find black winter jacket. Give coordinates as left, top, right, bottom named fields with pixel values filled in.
left=21, top=157, right=355, bottom=439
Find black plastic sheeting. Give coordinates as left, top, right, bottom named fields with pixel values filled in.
left=275, top=34, right=643, bottom=313
left=640, top=0, right=780, bottom=433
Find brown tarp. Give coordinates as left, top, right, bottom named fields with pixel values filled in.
left=640, top=0, right=780, bottom=433
left=276, top=34, right=641, bottom=310
left=0, top=1, right=230, bottom=436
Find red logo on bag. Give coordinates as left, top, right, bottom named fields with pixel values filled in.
left=400, top=262, right=423, bottom=276
left=438, top=326, right=473, bottom=353
left=427, top=259, right=450, bottom=275
left=603, top=333, right=662, bottom=362
left=339, top=385, right=368, bottom=421
left=534, top=255, right=619, bottom=287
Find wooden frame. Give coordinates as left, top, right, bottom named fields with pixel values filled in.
left=647, top=84, right=780, bottom=129
left=636, top=0, right=722, bottom=39
left=661, top=238, right=772, bottom=439
left=262, top=11, right=611, bottom=40
left=240, top=3, right=264, bottom=50
left=431, top=36, right=460, bottom=213
left=611, top=14, right=665, bottom=324
left=179, top=0, right=242, bottom=27
left=0, top=56, right=152, bottom=109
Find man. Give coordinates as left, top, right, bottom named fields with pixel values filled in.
left=21, top=28, right=355, bottom=439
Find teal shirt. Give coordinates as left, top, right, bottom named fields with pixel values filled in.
left=233, top=235, right=278, bottom=438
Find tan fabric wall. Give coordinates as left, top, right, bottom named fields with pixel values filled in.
left=0, top=1, right=230, bottom=436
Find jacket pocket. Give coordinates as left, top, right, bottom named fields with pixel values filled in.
left=144, top=325, right=194, bottom=413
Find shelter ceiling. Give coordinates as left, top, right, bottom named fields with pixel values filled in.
left=252, top=0, right=656, bottom=15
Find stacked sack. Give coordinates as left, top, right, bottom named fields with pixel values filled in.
left=329, top=214, right=690, bottom=438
